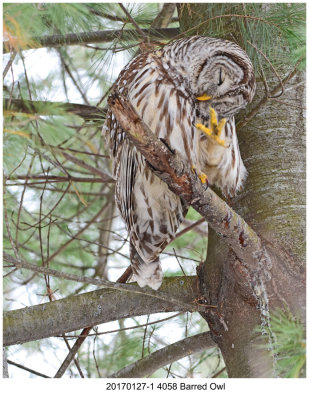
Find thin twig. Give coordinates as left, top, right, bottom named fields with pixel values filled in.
left=15, top=153, right=35, bottom=252
left=58, top=312, right=184, bottom=339
left=3, top=195, right=20, bottom=260
left=46, top=203, right=109, bottom=263
left=54, top=326, right=92, bottom=378
left=118, top=4, right=148, bottom=40
left=211, top=366, right=227, bottom=378
left=247, top=40, right=284, bottom=98
left=142, top=315, right=150, bottom=358
left=58, top=49, right=90, bottom=105
left=92, top=327, right=102, bottom=378
left=176, top=13, right=281, bottom=41
left=3, top=51, right=17, bottom=79
left=62, top=334, right=85, bottom=378
left=5, top=174, right=114, bottom=183
left=7, top=359, right=51, bottom=378
left=59, top=151, right=110, bottom=181
left=237, top=66, right=300, bottom=129
left=174, top=218, right=206, bottom=240
left=173, top=248, right=186, bottom=276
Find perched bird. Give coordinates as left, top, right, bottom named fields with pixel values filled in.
left=103, top=36, right=256, bottom=289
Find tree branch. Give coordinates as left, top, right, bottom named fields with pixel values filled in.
left=108, top=331, right=215, bottom=378
left=54, top=326, right=92, bottom=378
left=3, top=252, right=203, bottom=315
left=108, top=93, right=269, bottom=272
left=6, top=359, right=50, bottom=378
left=5, top=174, right=114, bottom=184
left=3, top=269, right=199, bottom=346
left=118, top=4, right=148, bottom=40
left=4, top=98, right=107, bottom=120
left=151, top=3, right=176, bottom=28
left=3, top=28, right=180, bottom=53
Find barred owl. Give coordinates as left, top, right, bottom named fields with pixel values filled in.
left=103, top=36, right=255, bottom=289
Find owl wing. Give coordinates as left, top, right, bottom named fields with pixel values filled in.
left=104, top=54, right=198, bottom=288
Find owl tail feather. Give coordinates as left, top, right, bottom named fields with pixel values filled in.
left=130, top=245, right=163, bottom=290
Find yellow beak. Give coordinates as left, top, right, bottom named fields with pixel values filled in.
left=196, top=94, right=212, bottom=101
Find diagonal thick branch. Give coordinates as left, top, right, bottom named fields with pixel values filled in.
left=108, top=331, right=215, bottom=378
left=108, top=92, right=268, bottom=271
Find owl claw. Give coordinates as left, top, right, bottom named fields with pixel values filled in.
left=191, top=165, right=208, bottom=185
left=196, top=108, right=227, bottom=147
left=198, top=172, right=208, bottom=185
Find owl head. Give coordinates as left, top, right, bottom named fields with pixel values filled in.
left=193, top=37, right=256, bottom=119
left=165, top=36, right=256, bottom=119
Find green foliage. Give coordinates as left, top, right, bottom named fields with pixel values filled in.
left=257, top=308, right=306, bottom=378
left=270, top=309, right=306, bottom=378
left=181, top=3, right=306, bottom=72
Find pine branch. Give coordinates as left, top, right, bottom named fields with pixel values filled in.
left=108, top=92, right=269, bottom=272
left=108, top=331, right=215, bottom=378
left=5, top=175, right=113, bottom=184
left=4, top=98, right=107, bottom=120
left=118, top=4, right=148, bottom=40
left=3, top=28, right=180, bottom=53
left=3, top=263, right=200, bottom=346
left=3, top=252, right=205, bottom=316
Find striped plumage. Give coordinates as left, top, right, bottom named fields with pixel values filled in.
left=103, top=36, right=255, bottom=289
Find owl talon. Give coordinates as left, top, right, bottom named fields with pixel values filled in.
left=196, top=107, right=227, bottom=147
left=191, top=165, right=208, bottom=185
left=198, top=172, right=208, bottom=185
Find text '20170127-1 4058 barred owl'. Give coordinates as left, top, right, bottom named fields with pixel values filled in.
left=103, top=36, right=256, bottom=290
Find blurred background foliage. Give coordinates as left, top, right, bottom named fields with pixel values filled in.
left=3, top=2, right=305, bottom=378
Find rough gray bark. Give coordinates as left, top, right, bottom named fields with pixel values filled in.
left=151, top=3, right=176, bottom=29
left=3, top=276, right=199, bottom=346
left=178, top=3, right=306, bottom=378
left=108, top=332, right=215, bottom=378
left=3, top=349, right=9, bottom=378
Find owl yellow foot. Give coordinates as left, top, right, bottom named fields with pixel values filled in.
left=196, top=108, right=227, bottom=147
left=191, top=165, right=208, bottom=185
left=198, top=172, right=208, bottom=185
